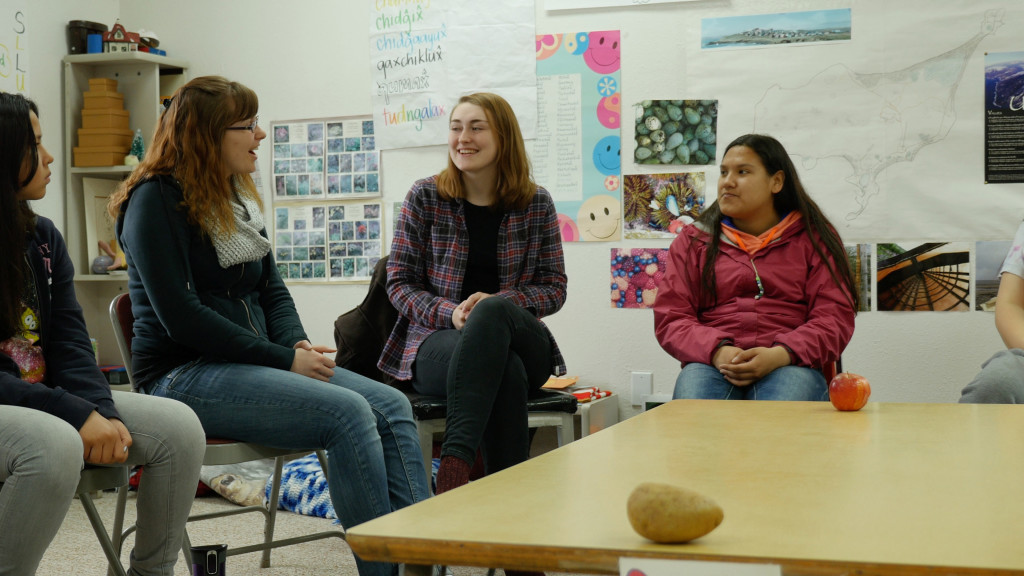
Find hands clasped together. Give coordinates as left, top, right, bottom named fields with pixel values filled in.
left=712, top=345, right=791, bottom=387
left=290, top=339, right=338, bottom=382
left=79, top=411, right=132, bottom=464
left=452, top=292, right=492, bottom=330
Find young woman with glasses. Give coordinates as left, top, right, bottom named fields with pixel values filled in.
left=108, top=76, right=430, bottom=576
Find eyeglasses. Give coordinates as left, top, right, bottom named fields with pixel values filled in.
left=226, top=116, right=259, bottom=133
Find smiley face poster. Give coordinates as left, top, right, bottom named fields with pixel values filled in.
left=531, top=30, right=622, bottom=242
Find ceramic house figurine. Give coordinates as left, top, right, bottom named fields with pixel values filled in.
left=102, top=21, right=140, bottom=53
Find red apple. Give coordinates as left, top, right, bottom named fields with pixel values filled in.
left=828, top=372, right=871, bottom=411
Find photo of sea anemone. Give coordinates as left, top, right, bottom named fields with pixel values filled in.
left=624, top=172, right=706, bottom=239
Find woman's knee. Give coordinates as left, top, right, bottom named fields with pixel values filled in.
left=754, top=366, right=827, bottom=401
left=9, top=420, right=82, bottom=487
left=673, top=363, right=730, bottom=399
left=464, top=296, right=517, bottom=327
left=961, top=349, right=1024, bottom=403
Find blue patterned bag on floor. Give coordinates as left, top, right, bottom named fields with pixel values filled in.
left=265, top=453, right=337, bottom=521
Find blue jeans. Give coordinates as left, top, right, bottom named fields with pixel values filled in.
left=146, top=361, right=429, bottom=576
left=673, top=363, right=828, bottom=401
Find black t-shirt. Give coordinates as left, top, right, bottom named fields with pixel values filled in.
left=460, top=201, right=503, bottom=300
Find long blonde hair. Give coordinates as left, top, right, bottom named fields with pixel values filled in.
left=108, top=76, right=261, bottom=235
left=435, top=92, right=535, bottom=211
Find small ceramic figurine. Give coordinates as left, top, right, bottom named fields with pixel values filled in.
left=92, top=239, right=127, bottom=274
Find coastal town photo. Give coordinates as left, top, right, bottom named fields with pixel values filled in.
left=702, top=8, right=852, bottom=50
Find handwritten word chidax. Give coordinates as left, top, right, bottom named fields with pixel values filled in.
left=375, top=6, right=426, bottom=34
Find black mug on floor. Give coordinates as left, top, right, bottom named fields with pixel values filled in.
left=190, top=544, right=227, bottom=576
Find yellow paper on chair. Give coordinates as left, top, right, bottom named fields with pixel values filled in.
left=542, top=376, right=579, bottom=389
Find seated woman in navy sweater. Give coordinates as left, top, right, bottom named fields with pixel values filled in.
left=0, top=92, right=205, bottom=576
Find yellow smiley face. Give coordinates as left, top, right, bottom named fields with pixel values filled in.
left=577, top=195, right=621, bottom=241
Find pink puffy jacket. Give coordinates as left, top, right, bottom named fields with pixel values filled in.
left=654, top=218, right=855, bottom=370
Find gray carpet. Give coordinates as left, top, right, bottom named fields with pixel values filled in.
left=39, top=428, right=594, bottom=575
left=38, top=488, right=596, bottom=576
left=39, top=491, right=355, bottom=575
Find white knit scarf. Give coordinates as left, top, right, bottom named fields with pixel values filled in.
left=209, top=183, right=271, bottom=268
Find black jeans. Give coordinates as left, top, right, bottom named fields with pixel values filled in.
left=412, top=297, right=553, bottom=474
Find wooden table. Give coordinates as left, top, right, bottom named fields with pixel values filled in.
left=347, top=400, right=1024, bottom=575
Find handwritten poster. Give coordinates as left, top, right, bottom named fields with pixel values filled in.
left=0, top=3, right=28, bottom=95
left=532, top=31, right=622, bottom=242
left=369, top=0, right=536, bottom=149
left=547, top=0, right=699, bottom=9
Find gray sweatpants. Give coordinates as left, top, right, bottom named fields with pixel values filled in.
left=0, top=391, right=205, bottom=576
left=960, top=348, right=1024, bottom=404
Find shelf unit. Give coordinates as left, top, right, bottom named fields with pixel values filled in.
left=62, top=52, right=188, bottom=364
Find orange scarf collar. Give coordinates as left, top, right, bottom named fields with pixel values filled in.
left=721, top=212, right=801, bottom=256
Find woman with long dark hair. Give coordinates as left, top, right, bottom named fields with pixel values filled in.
left=0, top=92, right=205, bottom=575
left=655, top=133, right=857, bottom=401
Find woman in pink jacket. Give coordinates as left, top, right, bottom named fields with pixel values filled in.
left=654, top=134, right=857, bottom=400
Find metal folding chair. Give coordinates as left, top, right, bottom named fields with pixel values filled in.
left=108, top=293, right=343, bottom=569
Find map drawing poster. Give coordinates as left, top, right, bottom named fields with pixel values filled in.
left=369, top=0, right=536, bottom=150
left=532, top=30, right=622, bottom=242
left=689, top=3, right=1011, bottom=241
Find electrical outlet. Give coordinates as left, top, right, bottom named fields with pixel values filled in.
left=631, top=371, right=653, bottom=406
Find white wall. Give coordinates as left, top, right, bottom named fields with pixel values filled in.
left=30, top=0, right=1015, bottom=421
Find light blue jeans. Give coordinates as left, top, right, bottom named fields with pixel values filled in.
left=145, top=360, right=429, bottom=576
left=0, top=391, right=205, bottom=576
left=673, top=363, right=828, bottom=401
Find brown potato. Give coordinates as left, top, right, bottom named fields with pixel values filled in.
left=627, top=482, right=724, bottom=543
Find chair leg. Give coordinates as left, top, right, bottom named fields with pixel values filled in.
left=260, top=456, right=286, bottom=568
left=416, top=421, right=433, bottom=484
left=315, top=450, right=329, bottom=475
left=180, top=526, right=193, bottom=569
left=555, top=414, right=574, bottom=447
left=107, top=486, right=130, bottom=576
left=79, top=492, right=129, bottom=576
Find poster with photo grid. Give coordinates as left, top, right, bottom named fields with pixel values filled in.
left=273, top=202, right=383, bottom=283
left=271, top=116, right=380, bottom=200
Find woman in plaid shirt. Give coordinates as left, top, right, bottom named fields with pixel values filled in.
left=383, top=93, right=568, bottom=500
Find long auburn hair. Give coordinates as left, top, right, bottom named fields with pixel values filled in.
left=435, top=92, right=535, bottom=211
left=694, top=134, right=858, bottom=311
left=108, top=76, right=261, bottom=235
left=0, top=92, right=40, bottom=339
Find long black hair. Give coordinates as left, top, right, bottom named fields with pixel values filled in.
left=0, top=92, right=39, bottom=339
left=694, top=133, right=858, bottom=311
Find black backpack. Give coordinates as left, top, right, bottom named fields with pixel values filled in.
left=333, top=255, right=401, bottom=387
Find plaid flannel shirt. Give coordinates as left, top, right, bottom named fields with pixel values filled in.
left=380, top=176, right=568, bottom=381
